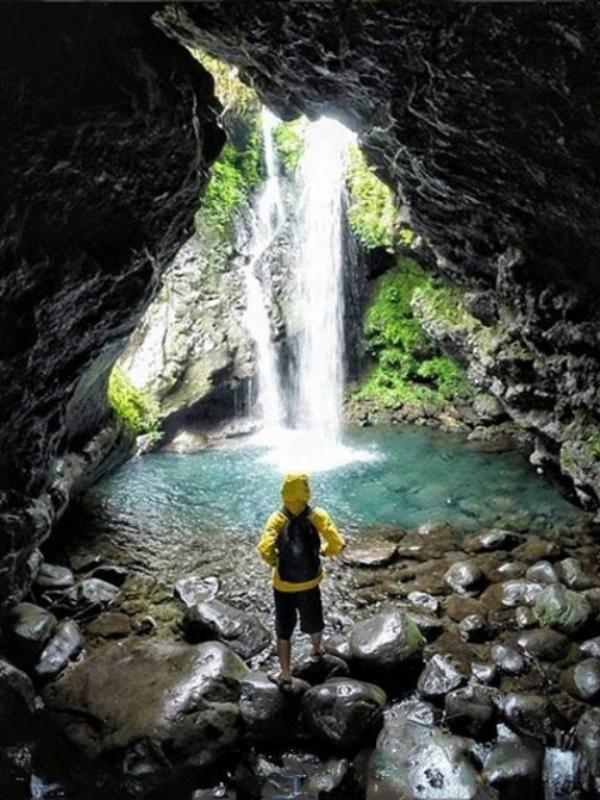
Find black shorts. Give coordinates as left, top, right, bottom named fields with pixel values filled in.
left=274, top=586, right=324, bottom=640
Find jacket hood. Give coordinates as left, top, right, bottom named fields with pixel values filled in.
left=281, top=473, right=310, bottom=515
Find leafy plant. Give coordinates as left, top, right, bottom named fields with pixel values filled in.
left=191, top=49, right=259, bottom=118
left=108, top=367, right=159, bottom=436
left=273, top=119, right=306, bottom=175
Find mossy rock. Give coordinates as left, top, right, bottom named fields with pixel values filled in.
left=533, top=584, right=591, bottom=634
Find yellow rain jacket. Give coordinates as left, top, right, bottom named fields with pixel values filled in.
left=257, top=473, right=345, bottom=592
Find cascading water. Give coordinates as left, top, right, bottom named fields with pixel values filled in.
left=294, top=117, right=355, bottom=441
left=242, top=107, right=286, bottom=428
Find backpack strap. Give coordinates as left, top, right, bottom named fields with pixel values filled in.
left=281, top=505, right=312, bottom=520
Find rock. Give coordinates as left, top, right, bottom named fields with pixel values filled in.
left=459, top=614, right=488, bottom=642
left=517, top=628, right=570, bottom=661
left=1, top=603, right=57, bottom=669
left=473, top=394, right=506, bottom=424
left=533, top=584, right=591, bottom=634
left=90, top=565, right=129, bottom=587
left=501, top=580, right=543, bottom=607
left=341, top=541, right=398, bottom=568
left=526, top=561, right=559, bottom=585
left=174, top=575, right=220, bottom=608
left=556, top=557, right=595, bottom=590
left=182, top=599, right=270, bottom=659
left=239, top=671, right=308, bottom=742
left=491, top=644, right=526, bottom=676
left=515, top=606, right=537, bottom=629
left=43, top=639, right=249, bottom=776
left=0, top=657, right=37, bottom=739
left=503, top=693, right=556, bottom=739
left=463, top=529, right=522, bottom=554
left=581, top=636, right=600, bottom=658
left=35, top=620, right=84, bottom=680
left=406, top=611, right=445, bottom=642
left=86, top=612, right=131, bottom=639
left=66, top=578, right=120, bottom=617
left=483, top=725, right=543, bottom=793
left=248, top=750, right=352, bottom=799
left=369, top=699, right=494, bottom=799
left=445, top=684, right=498, bottom=738
left=349, top=611, right=425, bottom=676
left=302, top=678, right=386, bottom=750
left=134, top=616, right=157, bottom=636
left=407, top=591, right=440, bottom=614
left=576, top=708, right=600, bottom=793
left=33, top=563, right=75, bottom=590
left=512, top=538, right=562, bottom=565
left=444, top=562, right=485, bottom=596
left=471, top=662, right=498, bottom=685
left=292, top=653, right=349, bottom=684
left=561, top=658, right=600, bottom=702
left=192, top=785, right=236, bottom=800
left=70, top=554, right=104, bottom=573
left=418, top=655, right=465, bottom=699
left=446, top=595, right=485, bottom=622
left=543, top=747, right=581, bottom=800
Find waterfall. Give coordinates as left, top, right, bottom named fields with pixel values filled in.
left=243, top=107, right=286, bottom=428
left=294, top=117, right=354, bottom=441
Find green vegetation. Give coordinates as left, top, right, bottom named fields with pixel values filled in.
left=586, top=431, right=600, bottom=459
left=108, top=367, right=159, bottom=436
left=191, top=50, right=259, bottom=117
left=355, top=258, right=473, bottom=407
left=273, top=119, right=306, bottom=175
left=411, top=282, right=479, bottom=334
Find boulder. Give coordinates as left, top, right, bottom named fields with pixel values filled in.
left=239, top=671, right=308, bottom=742
left=525, top=561, right=559, bottom=585
left=86, top=612, right=131, bottom=639
left=292, top=653, right=349, bottom=684
left=349, top=611, right=425, bottom=676
left=1, top=602, right=57, bottom=669
left=35, top=620, right=84, bottom=680
left=543, top=747, right=580, bottom=800
left=33, top=563, right=75, bottom=590
left=533, top=584, right=591, bottom=634
left=483, top=726, right=543, bottom=794
left=64, top=578, right=121, bottom=619
left=491, top=645, right=525, bottom=676
left=407, top=612, right=445, bottom=642
left=515, top=606, right=537, bottom=629
left=302, top=678, right=386, bottom=750
left=341, top=541, right=398, bottom=568
left=0, top=657, right=37, bottom=740
left=503, top=693, right=556, bottom=740
left=445, top=684, right=498, bottom=738
left=174, top=575, right=220, bottom=608
left=459, top=614, right=488, bottom=643
left=501, top=580, right=543, bottom=607
left=90, top=565, right=129, bottom=587
left=580, top=636, right=600, bottom=658
left=368, top=699, right=495, bottom=799
left=417, top=655, right=465, bottom=700
left=463, top=529, right=522, bottom=554
left=182, top=599, right=270, bottom=659
left=444, top=562, right=485, bottom=596
left=471, top=663, right=498, bottom=685
left=407, top=591, right=440, bottom=614
left=561, top=658, right=600, bottom=702
left=43, top=639, right=249, bottom=775
left=576, top=708, right=600, bottom=794
left=516, top=628, right=570, bottom=661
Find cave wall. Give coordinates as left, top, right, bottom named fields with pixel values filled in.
left=158, top=0, right=600, bottom=507
left=0, top=3, right=224, bottom=602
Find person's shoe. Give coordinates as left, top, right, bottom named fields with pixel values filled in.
left=268, top=671, right=293, bottom=690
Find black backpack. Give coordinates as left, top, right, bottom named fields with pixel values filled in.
left=277, top=506, right=321, bottom=583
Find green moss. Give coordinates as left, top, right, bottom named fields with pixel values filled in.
left=411, top=283, right=479, bottom=333
left=346, top=145, right=397, bottom=249
left=273, top=119, right=306, bottom=175
left=191, top=49, right=260, bottom=118
left=585, top=431, right=600, bottom=459
left=355, top=257, right=473, bottom=407
left=108, top=367, right=159, bottom=436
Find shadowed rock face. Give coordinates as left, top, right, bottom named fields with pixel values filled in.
left=0, top=5, right=224, bottom=601
left=157, top=1, right=600, bottom=506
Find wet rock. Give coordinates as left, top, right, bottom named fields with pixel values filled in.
left=503, top=693, right=556, bottom=740
left=349, top=611, right=424, bottom=676
left=556, top=558, right=595, bottom=590
left=192, top=785, right=236, bottom=800
left=66, top=578, right=120, bottom=617
left=459, top=614, right=488, bottom=642
left=463, top=529, right=522, bottom=554
left=174, top=575, right=220, bottom=608
left=33, top=563, right=75, bottom=591
left=483, top=725, right=543, bottom=794
left=0, top=657, right=37, bottom=738
left=513, top=538, right=562, bottom=564
left=182, top=599, right=270, bottom=659
left=561, top=658, right=600, bottom=702
left=582, top=587, right=600, bottom=613
left=369, top=699, right=494, bottom=800
left=406, top=612, right=445, bottom=642
left=515, top=606, right=537, bottom=629
left=501, top=580, right=543, bottom=607
left=302, top=678, right=386, bottom=750
left=86, top=612, right=131, bottom=639
left=576, top=708, right=600, bottom=794
left=239, top=671, right=308, bottom=742
left=407, top=591, right=440, bottom=614
left=418, top=654, right=465, bottom=699
left=325, top=635, right=351, bottom=661
left=134, top=616, right=157, bottom=636
left=533, top=584, right=591, bottom=634
left=90, top=565, right=129, bottom=587
left=35, top=620, right=84, bottom=680
left=445, top=684, right=498, bottom=738
left=487, top=561, right=527, bottom=583
left=491, top=644, right=526, bottom=676
left=292, top=653, right=349, bottom=684
left=580, top=636, right=600, bottom=658
left=543, top=747, right=581, bottom=800
left=446, top=595, right=485, bottom=622
left=70, top=554, right=104, bottom=573
left=526, top=561, right=559, bottom=585
left=342, top=541, right=398, bottom=568
left=444, top=562, right=485, bottom=596
left=517, top=628, right=570, bottom=661
left=472, top=662, right=498, bottom=685
left=248, top=750, right=352, bottom=800
left=1, top=602, right=57, bottom=670
left=43, top=639, right=248, bottom=773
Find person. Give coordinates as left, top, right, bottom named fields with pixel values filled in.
left=257, top=472, right=345, bottom=688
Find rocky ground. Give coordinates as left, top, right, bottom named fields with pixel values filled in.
left=1, top=513, right=600, bottom=798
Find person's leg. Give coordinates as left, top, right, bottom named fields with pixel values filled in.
left=310, top=630, right=324, bottom=657
left=273, top=589, right=297, bottom=683
left=299, top=586, right=325, bottom=657
left=276, top=638, right=292, bottom=681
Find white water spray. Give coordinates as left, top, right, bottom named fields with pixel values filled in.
left=294, top=117, right=355, bottom=441
left=243, top=107, right=286, bottom=428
